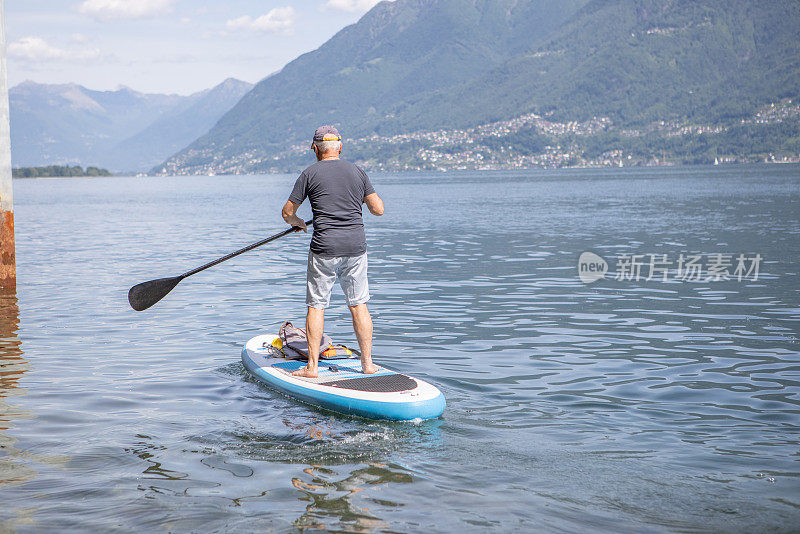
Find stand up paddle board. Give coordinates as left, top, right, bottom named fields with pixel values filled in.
left=241, top=334, right=445, bottom=421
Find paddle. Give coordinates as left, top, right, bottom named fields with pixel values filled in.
left=128, top=220, right=313, bottom=311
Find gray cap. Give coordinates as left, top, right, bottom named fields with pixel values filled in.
left=312, top=125, right=341, bottom=143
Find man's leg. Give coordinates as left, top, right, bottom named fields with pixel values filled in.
left=349, top=303, right=377, bottom=374
left=339, top=253, right=374, bottom=374
left=293, top=306, right=324, bottom=378
left=295, top=251, right=334, bottom=378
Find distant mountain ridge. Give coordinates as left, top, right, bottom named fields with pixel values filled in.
left=108, top=78, right=254, bottom=172
left=10, top=78, right=252, bottom=172
left=161, top=0, right=800, bottom=174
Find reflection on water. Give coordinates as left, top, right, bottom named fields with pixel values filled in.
left=122, top=414, right=433, bottom=532
left=0, top=290, right=34, bottom=487
left=291, top=463, right=411, bottom=532
left=0, top=290, right=36, bottom=532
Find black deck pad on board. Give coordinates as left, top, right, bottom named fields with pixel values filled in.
left=319, top=373, right=417, bottom=392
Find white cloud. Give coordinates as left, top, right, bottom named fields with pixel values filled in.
left=8, top=37, right=100, bottom=62
left=226, top=7, right=295, bottom=34
left=324, top=0, right=383, bottom=13
left=76, top=0, right=177, bottom=21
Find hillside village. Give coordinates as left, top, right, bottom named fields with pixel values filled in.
left=157, top=99, right=800, bottom=175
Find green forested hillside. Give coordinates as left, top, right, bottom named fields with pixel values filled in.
left=447, top=0, right=800, bottom=125
left=160, top=0, right=800, bottom=174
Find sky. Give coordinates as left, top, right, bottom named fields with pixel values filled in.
left=5, top=0, right=385, bottom=95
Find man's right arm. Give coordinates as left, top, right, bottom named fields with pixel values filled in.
left=364, top=193, right=384, bottom=216
left=284, top=172, right=308, bottom=231
left=282, top=200, right=307, bottom=231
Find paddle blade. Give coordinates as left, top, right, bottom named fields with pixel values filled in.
left=128, top=276, right=182, bottom=311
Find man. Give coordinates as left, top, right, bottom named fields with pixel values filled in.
left=282, top=125, right=384, bottom=378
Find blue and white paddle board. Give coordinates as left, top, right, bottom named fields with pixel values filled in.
left=241, top=334, right=445, bottom=421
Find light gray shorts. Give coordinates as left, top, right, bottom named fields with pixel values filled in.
left=306, top=251, right=370, bottom=309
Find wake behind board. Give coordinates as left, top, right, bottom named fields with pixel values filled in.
left=241, top=334, right=445, bottom=421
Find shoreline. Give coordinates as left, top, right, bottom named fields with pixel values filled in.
left=153, top=160, right=800, bottom=178
left=11, top=160, right=799, bottom=180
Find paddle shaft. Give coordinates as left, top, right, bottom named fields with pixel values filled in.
left=129, top=220, right=313, bottom=311
left=179, top=219, right=313, bottom=280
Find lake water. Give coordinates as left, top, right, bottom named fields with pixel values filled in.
left=1, top=165, right=799, bottom=532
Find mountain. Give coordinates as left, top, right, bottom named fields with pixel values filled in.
left=441, top=0, right=800, bottom=125
left=161, top=0, right=590, bottom=172
left=161, top=0, right=800, bottom=174
left=10, top=78, right=252, bottom=172
left=10, top=81, right=182, bottom=170
left=108, top=78, right=253, bottom=171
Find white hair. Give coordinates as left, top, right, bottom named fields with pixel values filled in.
left=314, top=139, right=342, bottom=154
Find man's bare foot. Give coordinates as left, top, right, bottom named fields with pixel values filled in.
left=362, top=364, right=379, bottom=374
left=292, top=366, right=318, bottom=378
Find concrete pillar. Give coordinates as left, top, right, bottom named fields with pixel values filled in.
left=0, top=0, right=15, bottom=289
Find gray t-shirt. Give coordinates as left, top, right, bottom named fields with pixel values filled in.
left=288, top=159, right=376, bottom=257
